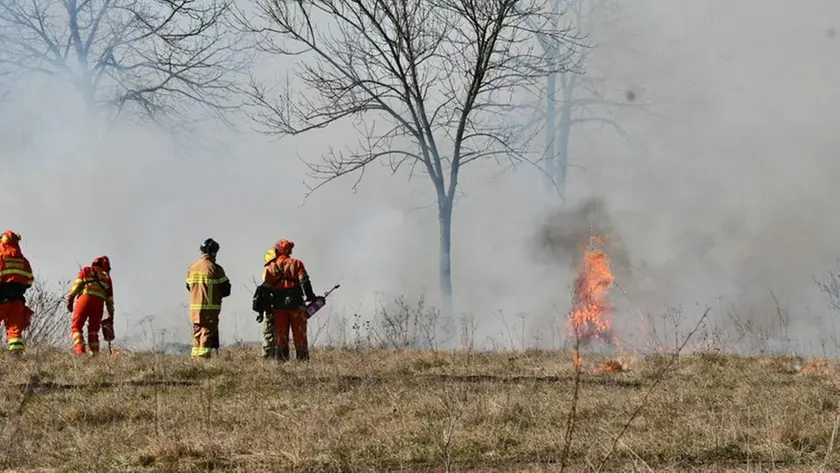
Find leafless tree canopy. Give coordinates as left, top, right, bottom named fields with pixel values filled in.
left=0, top=0, right=249, bottom=125
left=242, top=0, right=577, bottom=197
left=547, top=0, right=643, bottom=135
left=529, top=0, right=662, bottom=194
left=240, top=0, right=577, bottom=308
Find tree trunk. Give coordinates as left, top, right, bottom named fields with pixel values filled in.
left=556, top=99, right=572, bottom=197
left=78, top=81, right=99, bottom=128
left=438, top=195, right=454, bottom=318
left=554, top=71, right=577, bottom=198
left=544, top=71, right=557, bottom=194
left=543, top=0, right=561, bottom=197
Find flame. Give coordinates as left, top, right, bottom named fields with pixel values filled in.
left=567, top=236, right=616, bottom=350
left=596, top=357, right=632, bottom=373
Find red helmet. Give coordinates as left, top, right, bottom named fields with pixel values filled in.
left=92, top=255, right=111, bottom=272
left=274, top=239, right=294, bottom=256
left=0, top=230, right=21, bottom=245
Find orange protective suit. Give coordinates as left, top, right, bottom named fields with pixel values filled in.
left=0, top=231, right=34, bottom=354
left=261, top=239, right=317, bottom=361
left=67, top=256, right=114, bottom=355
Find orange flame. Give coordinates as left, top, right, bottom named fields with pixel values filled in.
left=568, top=236, right=615, bottom=347
left=567, top=236, right=617, bottom=369
left=596, top=357, right=632, bottom=373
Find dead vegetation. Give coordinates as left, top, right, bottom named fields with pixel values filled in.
left=0, top=347, right=838, bottom=472
left=22, top=279, right=72, bottom=349
left=1, top=272, right=837, bottom=472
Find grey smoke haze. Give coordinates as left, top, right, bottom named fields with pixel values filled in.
left=570, top=0, right=840, bottom=352
left=1, top=0, right=839, bottom=353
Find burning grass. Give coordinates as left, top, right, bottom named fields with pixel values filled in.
left=0, top=347, right=838, bottom=472
left=567, top=236, right=617, bottom=353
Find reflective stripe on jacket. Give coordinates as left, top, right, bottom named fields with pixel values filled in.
left=0, top=250, right=34, bottom=304
left=0, top=254, right=34, bottom=286
left=186, top=255, right=231, bottom=315
left=68, top=267, right=115, bottom=315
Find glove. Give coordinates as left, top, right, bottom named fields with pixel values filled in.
left=256, top=312, right=264, bottom=323
left=302, top=281, right=317, bottom=303
left=66, top=298, right=74, bottom=313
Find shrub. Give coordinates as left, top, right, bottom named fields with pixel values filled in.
left=24, top=279, right=72, bottom=349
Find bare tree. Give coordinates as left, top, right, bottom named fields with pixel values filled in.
left=528, top=0, right=655, bottom=197
left=239, top=0, right=577, bottom=314
left=0, top=0, right=250, bottom=129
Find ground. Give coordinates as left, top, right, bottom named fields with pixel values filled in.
left=0, top=347, right=838, bottom=472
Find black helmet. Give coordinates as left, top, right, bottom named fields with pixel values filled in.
left=200, top=238, right=220, bottom=255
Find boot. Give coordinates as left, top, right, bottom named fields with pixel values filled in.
left=275, top=345, right=290, bottom=362
left=295, top=347, right=310, bottom=362
left=263, top=345, right=276, bottom=359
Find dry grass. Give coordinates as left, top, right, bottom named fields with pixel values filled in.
left=0, top=347, right=839, bottom=472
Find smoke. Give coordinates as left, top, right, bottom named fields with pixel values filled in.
left=560, top=0, right=840, bottom=352
left=533, top=196, right=630, bottom=274
left=1, top=0, right=839, bottom=355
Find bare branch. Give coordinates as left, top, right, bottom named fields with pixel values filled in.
left=519, top=0, right=666, bottom=194
left=241, top=0, right=578, bottom=204
left=570, top=116, right=627, bottom=139
left=0, top=0, right=252, bottom=129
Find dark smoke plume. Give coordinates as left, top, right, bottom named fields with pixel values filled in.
left=533, top=197, right=632, bottom=278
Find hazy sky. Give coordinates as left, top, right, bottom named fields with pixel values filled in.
left=1, top=0, right=838, bottom=354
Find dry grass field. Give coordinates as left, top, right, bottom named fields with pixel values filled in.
left=0, top=347, right=838, bottom=473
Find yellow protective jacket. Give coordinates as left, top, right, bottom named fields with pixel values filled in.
left=186, top=255, right=231, bottom=321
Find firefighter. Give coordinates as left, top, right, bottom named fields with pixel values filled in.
left=260, top=239, right=317, bottom=361
left=66, top=256, right=115, bottom=355
left=259, top=247, right=277, bottom=358
left=0, top=231, right=34, bottom=355
left=186, top=238, right=231, bottom=358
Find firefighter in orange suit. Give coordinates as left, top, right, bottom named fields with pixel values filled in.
left=0, top=230, right=34, bottom=354
left=186, top=238, right=231, bottom=358
left=66, top=256, right=115, bottom=355
left=261, top=239, right=317, bottom=361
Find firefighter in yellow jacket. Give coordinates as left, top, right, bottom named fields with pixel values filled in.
left=186, top=238, right=231, bottom=358
left=260, top=247, right=277, bottom=358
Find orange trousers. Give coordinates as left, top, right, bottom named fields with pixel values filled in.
left=273, top=308, right=308, bottom=352
left=0, top=300, right=25, bottom=353
left=71, top=295, right=104, bottom=354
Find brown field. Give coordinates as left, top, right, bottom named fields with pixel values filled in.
left=0, top=347, right=838, bottom=472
